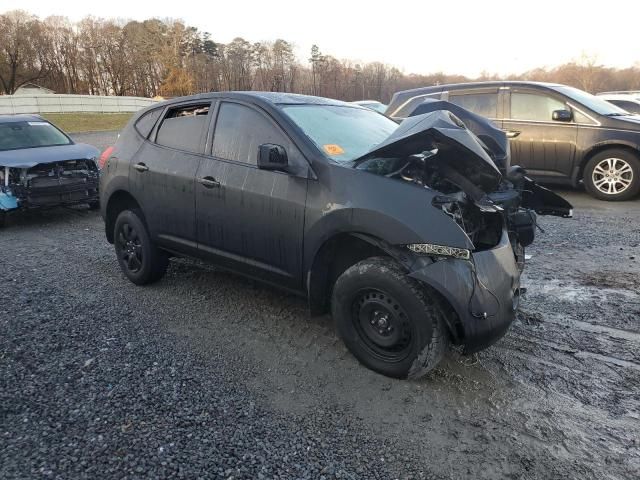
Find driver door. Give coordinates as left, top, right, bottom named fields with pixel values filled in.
left=195, top=101, right=309, bottom=289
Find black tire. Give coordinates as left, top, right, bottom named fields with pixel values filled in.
left=88, top=201, right=100, bottom=210
left=331, top=257, right=449, bottom=379
left=583, top=149, right=640, bottom=201
left=113, top=209, right=168, bottom=285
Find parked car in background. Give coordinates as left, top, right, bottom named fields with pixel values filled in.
left=597, top=90, right=640, bottom=99
left=597, top=93, right=640, bottom=115
left=351, top=100, right=387, bottom=113
left=0, top=115, right=100, bottom=227
left=100, top=92, right=570, bottom=379
left=386, top=81, right=640, bottom=200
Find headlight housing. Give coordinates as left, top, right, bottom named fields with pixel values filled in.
left=406, top=243, right=471, bottom=260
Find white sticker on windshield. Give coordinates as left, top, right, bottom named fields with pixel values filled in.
left=27, top=121, right=49, bottom=126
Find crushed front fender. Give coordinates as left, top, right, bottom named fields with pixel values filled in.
left=408, top=228, right=520, bottom=353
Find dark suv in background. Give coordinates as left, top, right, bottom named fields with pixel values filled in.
left=386, top=82, right=640, bottom=201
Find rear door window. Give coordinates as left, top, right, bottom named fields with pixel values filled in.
left=155, top=103, right=210, bottom=153
left=211, top=102, right=292, bottom=165
left=448, top=92, right=499, bottom=118
left=510, top=93, right=566, bottom=122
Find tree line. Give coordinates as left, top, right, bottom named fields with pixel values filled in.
left=1, top=10, right=639, bottom=101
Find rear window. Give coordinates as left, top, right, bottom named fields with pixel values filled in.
left=155, top=104, right=210, bottom=153
left=0, top=121, right=71, bottom=151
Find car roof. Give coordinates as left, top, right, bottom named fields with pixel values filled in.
left=386, top=81, right=570, bottom=117
left=154, top=91, right=356, bottom=109
left=395, top=80, right=565, bottom=96
left=0, top=114, right=46, bottom=124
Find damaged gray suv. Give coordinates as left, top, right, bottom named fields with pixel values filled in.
left=100, top=92, right=571, bottom=379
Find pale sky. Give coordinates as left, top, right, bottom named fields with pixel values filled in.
left=9, top=0, right=640, bottom=77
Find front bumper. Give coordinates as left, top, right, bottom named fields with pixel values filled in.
left=409, top=228, right=520, bottom=353
left=3, top=178, right=99, bottom=211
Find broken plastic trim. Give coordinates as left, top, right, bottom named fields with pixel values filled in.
left=406, top=243, right=471, bottom=260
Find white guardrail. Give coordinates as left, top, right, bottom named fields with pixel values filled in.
left=0, top=94, right=156, bottom=114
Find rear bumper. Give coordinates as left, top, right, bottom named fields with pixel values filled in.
left=409, top=229, right=520, bottom=353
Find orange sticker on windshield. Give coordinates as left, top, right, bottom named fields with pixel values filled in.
left=323, top=144, right=345, bottom=156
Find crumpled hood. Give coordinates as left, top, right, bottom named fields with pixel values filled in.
left=409, top=99, right=510, bottom=172
left=354, top=110, right=502, bottom=193
left=0, top=143, right=100, bottom=169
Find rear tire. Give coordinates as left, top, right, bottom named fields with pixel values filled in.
left=331, top=257, right=449, bottom=379
left=113, top=209, right=168, bottom=285
left=583, top=149, right=640, bottom=201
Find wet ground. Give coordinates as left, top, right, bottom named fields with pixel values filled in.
left=1, top=132, right=639, bottom=479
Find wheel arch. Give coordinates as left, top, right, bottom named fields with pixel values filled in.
left=306, top=232, right=461, bottom=343
left=574, top=142, right=640, bottom=186
left=104, top=190, right=144, bottom=243
left=307, top=232, right=401, bottom=317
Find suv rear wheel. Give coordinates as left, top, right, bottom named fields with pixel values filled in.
left=114, top=209, right=168, bottom=285
left=583, top=149, right=640, bottom=201
left=331, top=257, right=449, bottom=379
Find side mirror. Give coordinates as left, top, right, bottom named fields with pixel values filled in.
left=552, top=109, right=572, bottom=122
left=258, top=144, right=288, bottom=171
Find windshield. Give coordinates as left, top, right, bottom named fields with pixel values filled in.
left=0, top=121, right=71, bottom=151
left=555, top=86, right=629, bottom=116
left=282, top=104, right=397, bottom=162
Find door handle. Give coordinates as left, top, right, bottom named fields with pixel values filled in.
left=198, top=176, right=221, bottom=188
left=505, top=130, right=521, bottom=138
left=134, top=162, right=149, bottom=172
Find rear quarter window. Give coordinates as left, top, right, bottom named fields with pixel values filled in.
left=135, top=108, right=163, bottom=138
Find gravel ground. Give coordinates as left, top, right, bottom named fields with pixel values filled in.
left=1, top=131, right=639, bottom=479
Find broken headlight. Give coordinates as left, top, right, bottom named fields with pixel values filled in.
left=406, top=243, right=471, bottom=260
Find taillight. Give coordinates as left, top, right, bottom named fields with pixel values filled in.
left=98, top=146, right=114, bottom=170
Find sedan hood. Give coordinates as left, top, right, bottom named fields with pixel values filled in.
left=0, top=143, right=100, bottom=169
left=354, top=110, right=502, bottom=193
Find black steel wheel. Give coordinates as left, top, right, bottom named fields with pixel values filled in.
left=332, top=257, right=449, bottom=379
left=352, top=289, right=415, bottom=364
left=113, top=209, right=168, bottom=285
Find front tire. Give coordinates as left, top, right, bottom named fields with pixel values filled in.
left=113, top=209, right=168, bottom=285
left=331, top=257, right=449, bottom=379
left=583, top=149, right=640, bottom=201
